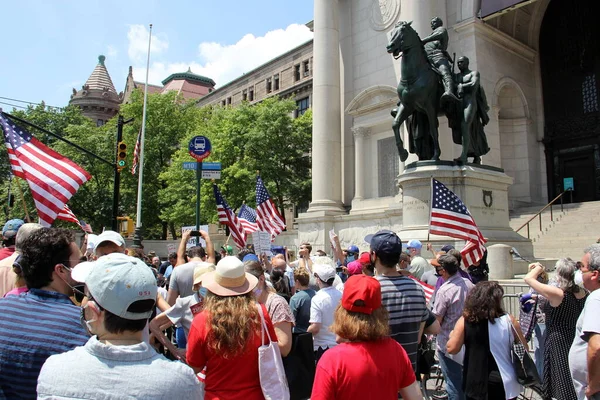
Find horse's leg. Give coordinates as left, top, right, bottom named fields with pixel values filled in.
left=392, top=103, right=411, bottom=162
left=425, top=104, right=440, bottom=160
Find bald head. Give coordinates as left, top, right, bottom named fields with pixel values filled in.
left=272, top=257, right=287, bottom=271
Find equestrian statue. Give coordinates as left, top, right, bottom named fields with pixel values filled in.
left=386, top=18, right=490, bottom=164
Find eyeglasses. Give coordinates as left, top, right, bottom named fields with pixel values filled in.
left=59, top=264, right=87, bottom=303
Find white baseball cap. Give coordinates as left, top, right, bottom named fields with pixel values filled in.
left=73, top=253, right=157, bottom=320
left=313, top=262, right=337, bottom=283
left=95, top=230, right=125, bottom=249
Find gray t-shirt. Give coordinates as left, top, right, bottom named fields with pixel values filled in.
left=421, top=269, right=440, bottom=286
left=569, top=288, right=600, bottom=399
left=409, top=255, right=432, bottom=280
left=38, top=336, right=203, bottom=399
left=165, top=293, right=202, bottom=337
left=169, top=261, right=200, bottom=298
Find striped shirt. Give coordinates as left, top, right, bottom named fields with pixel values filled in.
left=376, top=275, right=428, bottom=371
left=0, top=289, right=88, bottom=398
left=432, top=273, right=474, bottom=354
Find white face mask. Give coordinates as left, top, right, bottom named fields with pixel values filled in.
left=574, top=270, right=584, bottom=287
left=80, top=303, right=97, bottom=335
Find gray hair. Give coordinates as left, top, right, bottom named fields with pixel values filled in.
left=554, top=258, right=580, bottom=293
left=15, top=223, right=43, bottom=253
left=584, top=244, right=600, bottom=271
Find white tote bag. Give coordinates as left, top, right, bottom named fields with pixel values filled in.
left=257, top=304, right=290, bottom=400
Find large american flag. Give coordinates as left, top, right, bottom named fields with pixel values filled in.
left=213, top=184, right=246, bottom=249
left=255, top=175, right=285, bottom=239
left=1, top=111, right=91, bottom=227
left=238, top=204, right=259, bottom=233
left=131, top=128, right=141, bottom=174
left=429, top=178, right=487, bottom=266
left=56, top=204, right=92, bottom=233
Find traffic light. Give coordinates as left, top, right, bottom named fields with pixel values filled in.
left=116, top=142, right=127, bottom=172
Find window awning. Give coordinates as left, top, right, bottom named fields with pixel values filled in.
left=480, top=0, right=539, bottom=20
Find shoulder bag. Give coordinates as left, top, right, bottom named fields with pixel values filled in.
left=509, top=317, right=540, bottom=387
left=257, top=304, right=290, bottom=400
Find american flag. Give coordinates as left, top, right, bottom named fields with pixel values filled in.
left=1, top=111, right=91, bottom=227
left=131, top=128, right=141, bottom=174
left=255, top=175, right=285, bottom=239
left=238, top=204, right=259, bottom=233
left=408, top=277, right=435, bottom=304
left=56, top=204, right=92, bottom=233
left=429, top=178, right=487, bottom=266
left=213, top=184, right=246, bottom=249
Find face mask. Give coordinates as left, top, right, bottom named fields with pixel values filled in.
left=80, top=303, right=97, bottom=335
left=347, top=254, right=356, bottom=262
left=254, top=288, right=262, bottom=298
left=574, top=270, right=584, bottom=287
left=198, top=287, right=208, bottom=298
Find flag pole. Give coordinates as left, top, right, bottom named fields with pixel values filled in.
left=133, top=23, right=152, bottom=247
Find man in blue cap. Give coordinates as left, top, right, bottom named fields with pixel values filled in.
left=0, top=219, right=24, bottom=261
left=406, top=239, right=433, bottom=280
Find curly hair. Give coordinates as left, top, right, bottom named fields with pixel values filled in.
left=203, top=292, right=261, bottom=358
left=294, top=266, right=310, bottom=287
left=463, top=281, right=506, bottom=324
left=553, top=258, right=581, bottom=294
left=331, top=303, right=390, bottom=342
left=20, top=228, right=75, bottom=289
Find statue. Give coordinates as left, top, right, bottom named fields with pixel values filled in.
left=452, top=56, right=490, bottom=164
left=421, top=17, right=458, bottom=103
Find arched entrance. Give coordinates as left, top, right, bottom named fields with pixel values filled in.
left=540, top=0, right=600, bottom=202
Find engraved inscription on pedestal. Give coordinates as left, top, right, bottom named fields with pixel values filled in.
left=370, top=0, right=400, bottom=31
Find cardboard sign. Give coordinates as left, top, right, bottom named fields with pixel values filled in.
left=329, top=229, right=337, bottom=250
left=182, top=225, right=208, bottom=248
left=252, top=231, right=272, bottom=256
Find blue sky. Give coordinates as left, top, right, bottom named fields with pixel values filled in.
left=0, top=1, right=314, bottom=110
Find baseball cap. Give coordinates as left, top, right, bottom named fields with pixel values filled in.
left=441, top=244, right=455, bottom=252
left=366, top=230, right=403, bottom=255
left=313, top=262, right=336, bottom=283
left=221, top=245, right=233, bottom=255
left=95, top=230, right=125, bottom=248
left=346, top=245, right=359, bottom=254
left=192, top=262, right=216, bottom=288
left=406, top=239, right=422, bottom=250
left=242, top=253, right=259, bottom=263
left=342, top=275, right=382, bottom=314
left=357, top=252, right=371, bottom=264
left=73, top=253, right=157, bottom=320
left=2, top=219, right=24, bottom=239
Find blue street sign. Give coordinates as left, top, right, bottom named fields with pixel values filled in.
left=182, top=161, right=221, bottom=171
left=564, top=177, right=574, bottom=191
left=188, top=136, right=212, bottom=161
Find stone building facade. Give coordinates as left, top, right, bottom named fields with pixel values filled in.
left=298, top=0, right=600, bottom=251
left=195, top=40, right=314, bottom=116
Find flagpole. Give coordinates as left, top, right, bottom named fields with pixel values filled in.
left=133, top=23, right=152, bottom=247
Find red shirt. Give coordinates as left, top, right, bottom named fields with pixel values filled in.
left=186, top=304, right=277, bottom=400
left=0, top=247, right=14, bottom=262
left=311, top=338, right=416, bottom=400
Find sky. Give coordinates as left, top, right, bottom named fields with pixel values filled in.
left=0, top=1, right=314, bottom=110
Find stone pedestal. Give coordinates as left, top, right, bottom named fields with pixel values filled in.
left=488, top=244, right=514, bottom=279
left=397, top=161, right=534, bottom=260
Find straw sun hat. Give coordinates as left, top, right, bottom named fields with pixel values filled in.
left=201, top=256, right=258, bottom=296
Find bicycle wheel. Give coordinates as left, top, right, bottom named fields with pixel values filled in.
left=517, top=384, right=544, bottom=400
left=421, top=364, right=448, bottom=400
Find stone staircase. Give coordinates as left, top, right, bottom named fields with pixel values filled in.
left=509, top=201, right=600, bottom=261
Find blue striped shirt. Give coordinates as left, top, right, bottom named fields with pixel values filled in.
left=0, top=289, right=88, bottom=399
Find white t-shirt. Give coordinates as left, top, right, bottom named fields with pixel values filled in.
left=310, top=286, right=342, bottom=350
left=164, top=293, right=202, bottom=337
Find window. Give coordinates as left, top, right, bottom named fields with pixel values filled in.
left=266, top=78, right=272, bottom=93
left=295, top=97, right=309, bottom=118
left=249, top=88, right=254, bottom=101
left=221, top=100, right=226, bottom=106
left=227, top=97, right=232, bottom=105
left=242, top=89, right=248, bottom=101
left=582, top=74, right=598, bottom=114
left=274, top=74, right=280, bottom=91
left=303, top=61, right=310, bottom=77
left=294, top=65, right=301, bottom=81
left=378, top=137, right=400, bottom=197
left=96, top=119, right=104, bottom=127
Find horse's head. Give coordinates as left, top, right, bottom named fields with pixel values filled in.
left=386, top=21, right=418, bottom=58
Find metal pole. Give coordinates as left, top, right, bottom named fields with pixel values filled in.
left=133, top=23, right=152, bottom=248
left=195, top=161, right=202, bottom=246
left=112, top=115, right=124, bottom=231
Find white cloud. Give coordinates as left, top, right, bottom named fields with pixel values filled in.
left=127, top=25, right=169, bottom=63
left=107, top=45, right=118, bottom=58
left=129, top=23, right=313, bottom=88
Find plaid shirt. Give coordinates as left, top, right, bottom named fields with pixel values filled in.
left=432, top=273, right=474, bottom=353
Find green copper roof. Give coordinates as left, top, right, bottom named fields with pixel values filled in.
left=161, top=68, right=215, bottom=86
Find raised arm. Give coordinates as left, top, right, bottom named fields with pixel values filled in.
left=201, top=230, right=215, bottom=264
left=523, top=263, right=564, bottom=307
left=176, top=230, right=192, bottom=266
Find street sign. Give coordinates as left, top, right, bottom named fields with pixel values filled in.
left=201, top=170, right=221, bottom=179
left=564, top=177, right=574, bottom=191
left=188, top=136, right=212, bottom=161
left=182, top=161, right=222, bottom=171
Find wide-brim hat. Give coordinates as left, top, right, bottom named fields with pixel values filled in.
left=202, top=256, right=258, bottom=296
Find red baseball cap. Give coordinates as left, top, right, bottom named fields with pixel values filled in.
left=342, top=275, right=382, bottom=314
left=357, top=252, right=371, bottom=264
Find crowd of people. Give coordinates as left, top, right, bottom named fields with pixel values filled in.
left=0, top=218, right=598, bottom=400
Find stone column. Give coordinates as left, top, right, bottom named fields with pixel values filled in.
left=352, top=126, right=371, bottom=200
left=308, top=0, right=344, bottom=213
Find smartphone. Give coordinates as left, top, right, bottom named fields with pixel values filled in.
left=189, top=231, right=201, bottom=237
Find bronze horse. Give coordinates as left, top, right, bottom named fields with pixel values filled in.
left=387, top=21, right=451, bottom=162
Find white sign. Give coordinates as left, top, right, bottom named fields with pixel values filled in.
left=166, top=243, right=177, bottom=255
left=182, top=225, right=209, bottom=248
left=252, top=231, right=272, bottom=256
left=329, top=229, right=337, bottom=250
left=201, top=170, right=221, bottom=179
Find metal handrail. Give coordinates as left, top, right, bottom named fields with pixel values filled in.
left=515, top=189, right=573, bottom=239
